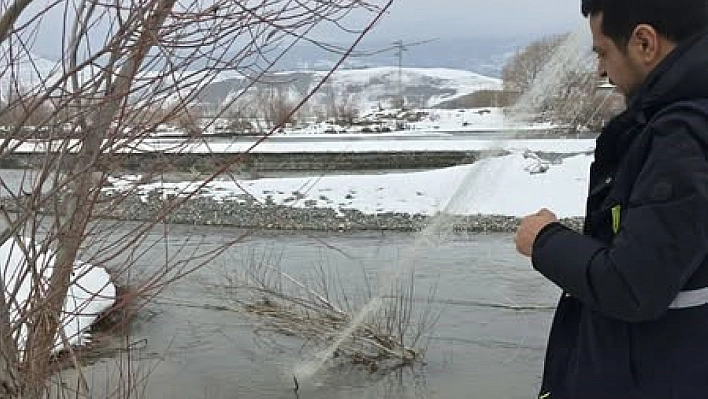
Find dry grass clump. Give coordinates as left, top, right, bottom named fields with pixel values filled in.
left=208, top=248, right=438, bottom=374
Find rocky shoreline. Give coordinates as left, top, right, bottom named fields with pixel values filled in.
left=91, top=190, right=585, bottom=233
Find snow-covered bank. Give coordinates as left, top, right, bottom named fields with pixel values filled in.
left=1, top=239, right=116, bottom=351
left=106, top=150, right=592, bottom=219
left=11, top=136, right=595, bottom=155
left=124, top=137, right=596, bottom=155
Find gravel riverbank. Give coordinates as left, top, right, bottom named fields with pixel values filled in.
left=91, top=190, right=585, bottom=233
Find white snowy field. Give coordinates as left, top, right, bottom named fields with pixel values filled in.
left=107, top=149, right=593, bottom=219
left=402, top=108, right=555, bottom=133
left=270, top=107, right=524, bottom=135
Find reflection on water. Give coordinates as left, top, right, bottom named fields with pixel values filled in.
left=52, top=225, right=559, bottom=399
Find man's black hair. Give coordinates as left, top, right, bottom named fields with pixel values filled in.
left=581, top=0, right=708, bottom=48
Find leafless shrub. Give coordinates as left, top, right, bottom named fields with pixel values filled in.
left=503, top=32, right=624, bottom=131
left=0, top=0, right=393, bottom=397
left=321, top=79, right=359, bottom=126
left=503, top=34, right=569, bottom=94
left=263, top=84, right=298, bottom=128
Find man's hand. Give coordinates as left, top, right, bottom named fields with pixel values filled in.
left=515, top=208, right=558, bottom=257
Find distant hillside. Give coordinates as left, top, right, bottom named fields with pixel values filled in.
left=1, top=51, right=503, bottom=115
left=196, top=66, right=502, bottom=115
left=271, top=36, right=530, bottom=78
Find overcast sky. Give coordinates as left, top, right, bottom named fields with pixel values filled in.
left=364, top=0, right=585, bottom=41
left=24, top=0, right=587, bottom=60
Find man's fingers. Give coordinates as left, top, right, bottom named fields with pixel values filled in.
left=536, top=208, right=558, bottom=220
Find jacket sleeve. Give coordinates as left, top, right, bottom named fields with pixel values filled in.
left=531, top=115, right=708, bottom=322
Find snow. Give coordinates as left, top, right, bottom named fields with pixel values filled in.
left=0, top=239, right=116, bottom=351
left=120, top=136, right=594, bottom=154
left=106, top=149, right=593, bottom=218
left=12, top=133, right=595, bottom=155
left=404, top=108, right=555, bottom=132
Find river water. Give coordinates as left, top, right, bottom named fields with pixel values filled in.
left=53, top=224, right=560, bottom=399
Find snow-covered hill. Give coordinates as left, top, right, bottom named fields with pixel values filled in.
left=197, top=66, right=501, bottom=116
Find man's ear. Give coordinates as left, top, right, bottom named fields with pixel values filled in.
left=630, top=24, right=660, bottom=63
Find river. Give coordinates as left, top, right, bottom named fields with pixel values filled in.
left=53, top=224, right=560, bottom=399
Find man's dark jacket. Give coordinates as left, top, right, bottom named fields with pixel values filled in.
left=532, top=32, right=708, bottom=399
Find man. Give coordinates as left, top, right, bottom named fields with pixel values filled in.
left=514, top=0, right=708, bottom=398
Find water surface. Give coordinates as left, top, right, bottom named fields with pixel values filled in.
left=57, top=225, right=560, bottom=399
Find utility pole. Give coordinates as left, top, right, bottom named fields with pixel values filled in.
left=348, top=38, right=436, bottom=130
left=392, top=40, right=407, bottom=112
left=392, top=40, right=408, bottom=131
